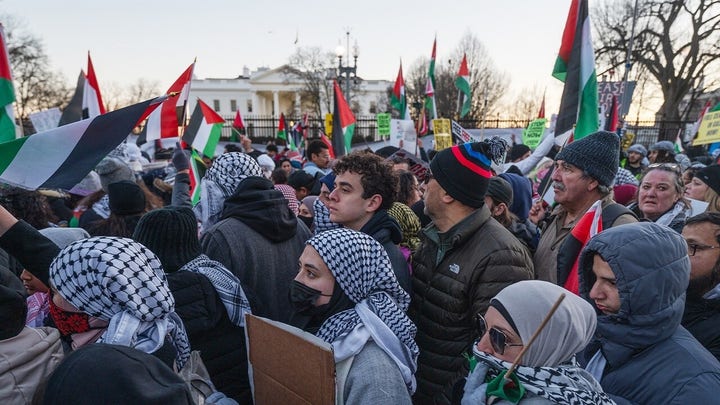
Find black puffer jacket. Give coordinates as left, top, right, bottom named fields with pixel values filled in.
left=683, top=294, right=720, bottom=362
left=409, top=206, right=534, bottom=404
left=166, top=270, right=251, bottom=404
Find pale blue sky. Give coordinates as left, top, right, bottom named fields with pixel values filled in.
left=3, top=0, right=588, bottom=115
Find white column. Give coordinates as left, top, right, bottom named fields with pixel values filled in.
left=295, top=92, right=301, bottom=115
left=273, top=91, right=280, bottom=117
left=250, top=91, right=258, bottom=114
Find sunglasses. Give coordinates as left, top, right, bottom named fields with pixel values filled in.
left=476, top=314, right=523, bottom=355
left=647, top=163, right=682, bottom=174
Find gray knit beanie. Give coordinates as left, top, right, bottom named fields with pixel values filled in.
left=650, top=140, right=675, bottom=153
left=96, top=157, right=136, bottom=193
left=555, top=130, right=620, bottom=187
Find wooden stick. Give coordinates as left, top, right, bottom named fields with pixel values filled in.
left=503, top=293, right=566, bottom=381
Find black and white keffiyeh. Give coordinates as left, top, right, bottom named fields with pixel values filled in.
left=180, top=254, right=252, bottom=327
left=194, top=152, right=263, bottom=232
left=471, top=350, right=614, bottom=405
left=49, top=236, right=191, bottom=368
left=309, top=228, right=418, bottom=393
left=312, top=197, right=341, bottom=234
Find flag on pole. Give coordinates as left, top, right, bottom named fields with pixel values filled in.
left=604, top=95, right=618, bottom=132
left=83, top=52, right=106, bottom=119
left=417, top=107, right=428, bottom=136
left=59, top=71, right=86, bottom=126
left=538, top=92, right=546, bottom=119
left=0, top=96, right=164, bottom=190
left=332, top=80, right=355, bottom=157
left=553, top=0, right=599, bottom=140
left=560, top=199, right=602, bottom=294
left=137, top=62, right=195, bottom=145
left=0, top=23, right=20, bottom=142
left=182, top=99, right=224, bottom=158
left=425, top=37, right=438, bottom=122
left=277, top=112, right=296, bottom=150
left=189, top=149, right=203, bottom=205
left=230, top=108, right=245, bottom=142
left=674, top=129, right=685, bottom=153
left=455, top=54, right=472, bottom=118
left=319, top=131, right=335, bottom=159
left=390, top=62, right=410, bottom=120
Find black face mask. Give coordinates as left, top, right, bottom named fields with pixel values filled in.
left=288, top=279, right=332, bottom=314
left=298, top=215, right=313, bottom=229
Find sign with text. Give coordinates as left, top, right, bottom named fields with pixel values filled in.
left=597, top=80, right=636, bottom=117
left=434, top=134, right=452, bottom=150
left=29, top=108, right=61, bottom=133
left=376, top=113, right=391, bottom=138
left=694, top=111, right=720, bottom=145
left=522, top=118, right=547, bottom=148
left=324, top=113, right=333, bottom=137
left=390, top=119, right=418, bottom=152
left=386, top=149, right=430, bottom=180
left=432, top=119, right=451, bottom=137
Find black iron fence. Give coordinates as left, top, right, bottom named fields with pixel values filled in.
left=220, top=114, right=695, bottom=149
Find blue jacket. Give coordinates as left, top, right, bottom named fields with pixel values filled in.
left=578, top=222, right=720, bottom=404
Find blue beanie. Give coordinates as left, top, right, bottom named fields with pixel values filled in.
left=499, top=173, right=533, bottom=222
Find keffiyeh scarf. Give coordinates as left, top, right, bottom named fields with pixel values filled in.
left=471, top=350, right=614, bottom=405
left=194, top=152, right=263, bottom=232
left=274, top=184, right=299, bottom=215
left=313, top=197, right=341, bottom=234
left=181, top=254, right=252, bottom=327
left=309, top=229, right=418, bottom=393
left=50, top=236, right=191, bottom=368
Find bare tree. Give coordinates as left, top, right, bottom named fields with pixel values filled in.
left=126, top=78, right=161, bottom=105
left=501, top=86, right=544, bottom=121
left=594, top=0, right=720, bottom=140
left=287, top=46, right=336, bottom=118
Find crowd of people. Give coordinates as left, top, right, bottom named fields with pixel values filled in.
left=3, top=128, right=720, bottom=404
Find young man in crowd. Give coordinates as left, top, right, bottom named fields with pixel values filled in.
left=303, top=140, right=332, bottom=177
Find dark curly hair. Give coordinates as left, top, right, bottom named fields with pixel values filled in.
left=0, top=187, right=58, bottom=229
left=333, top=151, right=398, bottom=210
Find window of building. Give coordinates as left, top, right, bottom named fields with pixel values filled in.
left=247, top=99, right=253, bottom=113
left=230, top=99, right=237, bottom=112
left=213, top=100, right=220, bottom=112
left=369, top=102, right=377, bottom=114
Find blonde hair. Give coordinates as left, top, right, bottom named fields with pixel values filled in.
left=705, top=188, right=720, bottom=213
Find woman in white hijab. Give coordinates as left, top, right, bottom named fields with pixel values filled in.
left=462, top=280, right=613, bottom=405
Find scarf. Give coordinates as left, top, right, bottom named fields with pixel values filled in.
left=309, top=229, right=418, bottom=393
left=194, top=152, right=263, bottom=233
left=50, top=236, right=191, bottom=368
left=387, top=202, right=421, bottom=251
left=180, top=254, right=252, bottom=327
left=654, top=200, right=689, bottom=228
left=472, top=350, right=613, bottom=405
left=313, top=197, right=341, bottom=234
left=274, top=184, right=299, bottom=215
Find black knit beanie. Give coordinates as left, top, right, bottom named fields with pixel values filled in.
left=430, top=139, right=507, bottom=208
left=509, top=144, right=531, bottom=162
left=108, top=180, right=146, bottom=215
left=43, top=344, right=193, bottom=404
left=132, top=206, right=201, bottom=273
left=486, top=176, right=514, bottom=207
left=696, top=165, right=720, bottom=196
left=555, top=130, right=620, bottom=187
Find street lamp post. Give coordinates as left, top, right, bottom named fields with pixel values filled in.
left=335, top=31, right=359, bottom=103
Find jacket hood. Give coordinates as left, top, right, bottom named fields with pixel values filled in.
left=578, top=222, right=689, bottom=366
left=221, top=176, right=299, bottom=242
left=498, top=172, right=533, bottom=222
left=360, top=209, right=403, bottom=245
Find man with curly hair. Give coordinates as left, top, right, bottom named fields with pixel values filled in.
left=327, top=151, right=410, bottom=293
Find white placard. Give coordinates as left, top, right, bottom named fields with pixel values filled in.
left=29, top=108, right=61, bottom=133
left=390, top=119, right=417, bottom=152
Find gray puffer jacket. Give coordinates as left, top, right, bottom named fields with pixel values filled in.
left=578, top=222, right=720, bottom=404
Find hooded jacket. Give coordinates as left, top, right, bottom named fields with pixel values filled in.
left=201, top=176, right=312, bottom=323
left=578, top=222, right=720, bottom=404
left=359, top=209, right=412, bottom=294
left=683, top=290, right=720, bottom=362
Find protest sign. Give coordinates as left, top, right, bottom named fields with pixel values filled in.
left=694, top=111, right=720, bottom=145
left=390, top=119, right=418, bottom=152
left=29, top=108, right=61, bottom=133
left=387, top=149, right=429, bottom=180
left=522, top=118, right=547, bottom=148
left=377, top=113, right=391, bottom=138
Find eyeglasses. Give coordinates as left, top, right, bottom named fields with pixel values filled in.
left=423, top=170, right=434, bottom=185
left=476, top=314, right=524, bottom=355
left=647, top=163, right=682, bottom=174
left=687, top=243, right=720, bottom=256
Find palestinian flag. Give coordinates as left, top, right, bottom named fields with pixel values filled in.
left=604, top=95, right=618, bottom=132
left=390, top=62, right=410, bottom=120
left=137, top=62, right=195, bottom=145
left=455, top=54, right=471, bottom=118
left=59, top=71, right=86, bottom=126
left=189, top=149, right=203, bottom=205
left=538, top=92, right=546, bottom=119
left=277, top=112, right=296, bottom=150
left=0, top=23, right=19, bottom=142
left=559, top=200, right=602, bottom=294
left=0, top=96, right=163, bottom=190
left=182, top=99, right=224, bottom=158
left=82, top=52, right=106, bottom=119
left=332, top=80, right=355, bottom=157
left=553, top=0, right=599, bottom=140
left=417, top=107, right=428, bottom=136
left=320, top=131, right=335, bottom=159
left=425, top=37, right=438, bottom=123
left=231, top=108, right=245, bottom=142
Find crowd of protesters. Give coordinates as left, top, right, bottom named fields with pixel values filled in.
left=4, top=126, right=720, bottom=405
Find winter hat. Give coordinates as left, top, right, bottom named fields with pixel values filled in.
left=486, top=176, right=514, bottom=207
left=107, top=180, right=146, bottom=215
left=627, top=144, right=647, bottom=157
left=498, top=172, right=533, bottom=222
left=257, top=153, right=276, bottom=178
left=49, top=236, right=191, bottom=368
left=133, top=206, right=201, bottom=273
left=0, top=284, right=26, bottom=340
left=429, top=138, right=508, bottom=208
left=40, top=227, right=91, bottom=249
left=509, top=144, right=531, bottom=162
left=613, top=183, right=638, bottom=206
left=69, top=171, right=102, bottom=197
left=319, top=171, right=337, bottom=192
left=696, top=165, right=720, bottom=195
left=650, top=140, right=675, bottom=153
left=675, top=153, right=692, bottom=171
left=43, top=344, right=193, bottom=404
left=555, top=130, right=620, bottom=187
left=96, top=157, right=136, bottom=193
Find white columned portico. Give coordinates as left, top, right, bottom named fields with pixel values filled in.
left=273, top=91, right=280, bottom=117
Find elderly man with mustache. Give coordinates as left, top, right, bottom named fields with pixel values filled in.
left=531, top=131, right=638, bottom=284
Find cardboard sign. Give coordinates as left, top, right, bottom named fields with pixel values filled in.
left=390, top=119, right=418, bottom=152
left=246, top=314, right=335, bottom=404
left=694, top=111, right=720, bottom=145
left=324, top=113, right=333, bottom=138
left=377, top=113, right=391, bottom=138
left=522, top=118, right=547, bottom=148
